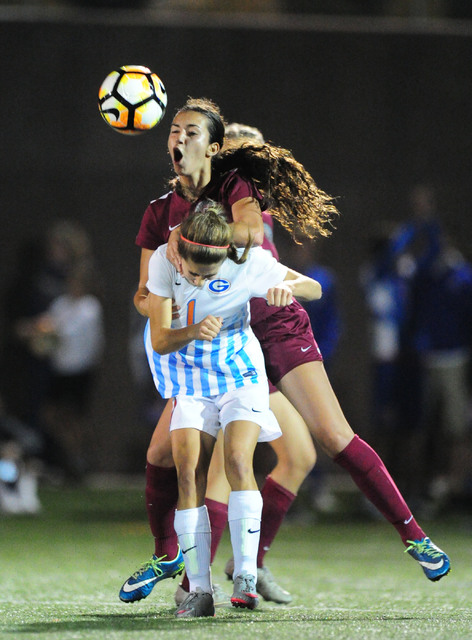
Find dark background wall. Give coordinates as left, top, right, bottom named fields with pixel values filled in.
left=1, top=11, right=471, bottom=472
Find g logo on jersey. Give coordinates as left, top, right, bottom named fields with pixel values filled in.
left=208, top=279, right=231, bottom=293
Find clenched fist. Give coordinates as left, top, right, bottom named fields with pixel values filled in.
left=267, top=283, right=293, bottom=307
left=194, top=315, right=223, bottom=341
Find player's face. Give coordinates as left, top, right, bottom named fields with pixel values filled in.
left=168, top=111, right=215, bottom=179
left=181, top=257, right=224, bottom=287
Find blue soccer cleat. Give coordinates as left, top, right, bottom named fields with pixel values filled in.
left=119, top=547, right=185, bottom=602
left=405, top=537, right=451, bottom=582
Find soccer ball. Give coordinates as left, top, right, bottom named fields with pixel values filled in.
left=98, top=65, right=167, bottom=135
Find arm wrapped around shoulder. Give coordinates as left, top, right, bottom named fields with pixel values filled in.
left=266, top=268, right=322, bottom=306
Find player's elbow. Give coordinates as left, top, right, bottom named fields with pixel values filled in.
left=134, top=287, right=150, bottom=317
left=298, top=281, right=322, bottom=302
left=250, top=226, right=265, bottom=247
left=152, top=338, right=170, bottom=355
left=150, top=328, right=170, bottom=355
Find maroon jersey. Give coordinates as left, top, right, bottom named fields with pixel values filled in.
left=136, top=169, right=263, bottom=250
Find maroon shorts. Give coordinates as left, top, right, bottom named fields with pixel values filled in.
left=251, top=299, right=323, bottom=391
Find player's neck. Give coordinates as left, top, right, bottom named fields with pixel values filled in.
left=178, top=167, right=212, bottom=202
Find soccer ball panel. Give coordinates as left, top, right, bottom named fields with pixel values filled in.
left=98, top=70, right=120, bottom=100
left=98, top=65, right=167, bottom=135
left=99, top=95, right=129, bottom=128
left=151, top=74, right=167, bottom=104
left=117, top=73, right=153, bottom=106
left=135, top=100, right=165, bottom=130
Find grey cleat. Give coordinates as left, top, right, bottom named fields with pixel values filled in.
left=174, top=587, right=215, bottom=618
left=175, top=582, right=230, bottom=606
left=230, top=572, right=259, bottom=610
left=225, top=557, right=292, bottom=604
left=256, top=566, right=292, bottom=604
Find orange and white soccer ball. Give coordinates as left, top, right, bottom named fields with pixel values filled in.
left=98, top=65, right=167, bottom=135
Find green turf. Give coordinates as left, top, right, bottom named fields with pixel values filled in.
left=0, top=486, right=470, bottom=639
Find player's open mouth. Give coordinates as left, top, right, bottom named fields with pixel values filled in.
left=173, top=148, right=183, bottom=162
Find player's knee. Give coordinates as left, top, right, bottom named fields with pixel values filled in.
left=225, top=450, right=253, bottom=486
left=314, top=421, right=354, bottom=458
left=276, top=441, right=316, bottom=477
left=299, top=445, right=317, bottom=474
left=147, top=439, right=174, bottom=467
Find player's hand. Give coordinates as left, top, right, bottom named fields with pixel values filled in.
left=267, top=283, right=293, bottom=307
left=166, top=227, right=182, bottom=273
left=171, top=299, right=181, bottom=320
left=194, top=315, right=223, bottom=341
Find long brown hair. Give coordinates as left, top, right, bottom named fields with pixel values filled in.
left=170, top=98, right=339, bottom=241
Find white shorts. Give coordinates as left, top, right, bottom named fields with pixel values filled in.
left=170, top=384, right=281, bottom=442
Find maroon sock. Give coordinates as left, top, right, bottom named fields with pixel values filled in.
left=334, top=435, right=424, bottom=545
left=206, top=497, right=228, bottom=563
left=257, top=476, right=296, bottom=567
left=180, top=498, right=228, bottom=593
left=145, top=462, right=179, bottom=558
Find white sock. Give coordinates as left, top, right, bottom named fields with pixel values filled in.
left=174, top=505, right=212, bottom=593
left=228, top=490, right=262, bottom=581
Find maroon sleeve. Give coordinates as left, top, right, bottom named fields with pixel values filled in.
left=135, top=196, right=173, bottom=250
left=214, top=170, right=263, bottom=216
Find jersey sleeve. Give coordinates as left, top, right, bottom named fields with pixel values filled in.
left=245, top=247, right=288, bottom=298
left=136, top=195, right=172, bottom=250
left=146, top=245, right=175, bottom=298
left=223, top=170, right=264, bottom=208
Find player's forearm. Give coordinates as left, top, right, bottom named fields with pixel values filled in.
left=151, top=325, right=197, bottom=355
left=287, top=276, right=322, bottom=301
left=231, top=220, right=264, bottom=247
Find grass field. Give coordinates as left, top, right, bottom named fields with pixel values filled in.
left=0, top=485, right=470, bottom=640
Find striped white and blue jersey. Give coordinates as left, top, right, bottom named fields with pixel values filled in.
left=145, top=245, right=288, bottom=398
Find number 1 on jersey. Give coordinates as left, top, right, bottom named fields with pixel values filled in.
left=187, top=299, right=196, bottom=325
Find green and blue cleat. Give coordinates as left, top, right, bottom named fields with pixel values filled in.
left=119, top=547, right=185, bottom=602
left=405, top=537, right=451, bottom=582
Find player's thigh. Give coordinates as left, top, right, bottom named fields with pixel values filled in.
left=277, top=361, right=354, bottom=457
left=171, top=428, right=215, bottom=476
left=147, top=398, right=173, bottom=466
left=269, top=390, right=316, bottom=469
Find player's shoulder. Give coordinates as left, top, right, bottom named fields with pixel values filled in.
left=247, top=246, right=272, bottom=264
left=218, top=168, right=254, bottom=192
left=148, top=190, right=173, bottom=209
left=149, top=243, right=168, bottom=266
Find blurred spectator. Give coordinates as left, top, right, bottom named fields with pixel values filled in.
left=360, top=222, right=415, bottom=487
left=4, top=220, right=104, bottom=482
left=363, top=185, right=472, bottom=510
left=1, top=219, right=94, bottom=438
left=17, top=260, right=105, bottom=481
left=407, top=224, right=472, bottom=511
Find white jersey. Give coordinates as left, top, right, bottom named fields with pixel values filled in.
left=48, top=294, right=105, bottom=375
left=145, top=245, right=288, bottom=398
